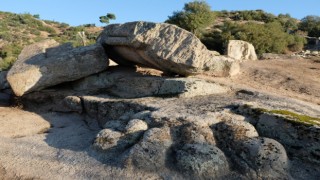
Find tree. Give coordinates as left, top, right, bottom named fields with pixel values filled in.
left=99, top=13, right=116, bottom=25
left=166, top=0, right=215, bottom=36
left=299, top=15, right=320, bottom=37
left=33, top=14, right=40, bottom=19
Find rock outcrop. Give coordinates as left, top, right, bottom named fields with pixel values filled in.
left=71, top=67, right=229, bottom=98
left=98, top=21, right=239, bottom=76
left=7, top=40, right=109, bottom=96
left=87, top=95, right=308, bottom=179
left=1, top=21, right=320, bottom=180
left=226, top=40, right=258, bottom=61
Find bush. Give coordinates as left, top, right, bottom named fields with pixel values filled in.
left=230, top=10, right=277, bottom=23
left=299, top=15, right=320, bottom=37
left=166, top=0, right=215, bottom=36
left=201, top=21, right=306, bottom=56
left=0, top=56, right=16, bottom=71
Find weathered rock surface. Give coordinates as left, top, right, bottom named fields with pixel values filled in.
left=0, top=107, right=50, bottom=138
left=98, top=21, right=239, bottom=76
left=226, top=40, right=258, bottom=61
left=72, top=67, right=229, bottom=98
left=1, top=90, right=320, bottom=179
left=256, top=112, right=320, bottom=164
left=239, top=137, right=289, bottom=179
left=7, top=40, right=109, bottom=96
left=126, top=127, right=173, bottom=171
left=175, top=143, right=229, bottom=179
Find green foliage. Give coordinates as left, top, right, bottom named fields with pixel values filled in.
left=265, top=109, right=320, bottom=126
left=232, top=10, right=277, bottom=23
left=99, top=13, right=116, bottom=24
left=244, top=105, right=320, bottom=126
left=202, top=21, right=306, bottom=56
left=0, top=44, right=22, bottom=71
left=299, top=15, right=320, bottom=37
left=166, top=0, right=215, bottom=36
left=33, top=14, right=40, bottom=19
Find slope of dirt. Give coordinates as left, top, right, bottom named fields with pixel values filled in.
left=197, top=58, right=320, bottom=105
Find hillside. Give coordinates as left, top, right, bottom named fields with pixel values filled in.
left=0, top=17, right=320, bottom=179
left=0, top=11, right=102, bottom=70
left=1, top=9, right=319, bottom=71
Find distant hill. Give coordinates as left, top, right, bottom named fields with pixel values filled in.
left=0, top=11, right=103, bottom=70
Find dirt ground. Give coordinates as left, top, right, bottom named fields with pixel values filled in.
left=197, top=58, right=320, bottom=105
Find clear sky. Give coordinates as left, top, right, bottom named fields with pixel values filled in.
left=0, top=0, right=319, bottom=26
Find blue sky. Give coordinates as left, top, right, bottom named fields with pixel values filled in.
left=0, top=0, right=319, bottom=26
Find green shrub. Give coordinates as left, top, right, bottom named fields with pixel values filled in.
left=202, top=21, right=306, bottom=55
left=299, top=15, right=320, bottom=37
left=166, top=0, right=215, bottom=36
left=0, top=56, right=16, bottom=71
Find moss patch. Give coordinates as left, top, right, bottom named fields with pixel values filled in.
left=237, top=104, right=320, bottom=126
left=266, top=109, right=320, bottom=126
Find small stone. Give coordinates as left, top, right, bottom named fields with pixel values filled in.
left=93, top=129, right=123, bottom=151
left=180, top=122, right=216, bottom=145
left=125, top=119, right=148, bottom=133
left=63, top=96, right=82, bottom=113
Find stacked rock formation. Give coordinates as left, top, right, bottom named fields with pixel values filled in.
left=97, top=21, right=239, bottom=76
left=2, top=21, right=318, bottom=179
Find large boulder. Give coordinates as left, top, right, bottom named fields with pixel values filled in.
left=7, top=40, right=109, bottom=96
left=175, top=143, right=230, bottom=179
left=97, top=21, right=239, bottom=76
left=126, top=127, right=173, bottom=171
left=226, top=40, right=258, bottom=61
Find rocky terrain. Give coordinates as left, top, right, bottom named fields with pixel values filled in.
left=0, top=21, right=320, bottom=180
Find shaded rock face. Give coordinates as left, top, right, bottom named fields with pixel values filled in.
left=71, top=67, right=229, bottom=99
left=20, top=67, right=230, bottom=113
left=7, top=40, right=109, bottom=96
left=0, top=71, right=12, bottom=106
left=97, top=21, right=239, bottom=76
left=0, top=71, right=9, bottom=90
left=257, top=113, right=320, bottom=165
left=89, top=97, right=292, bottom=179
left=226, top=40, right=258, bottom=61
